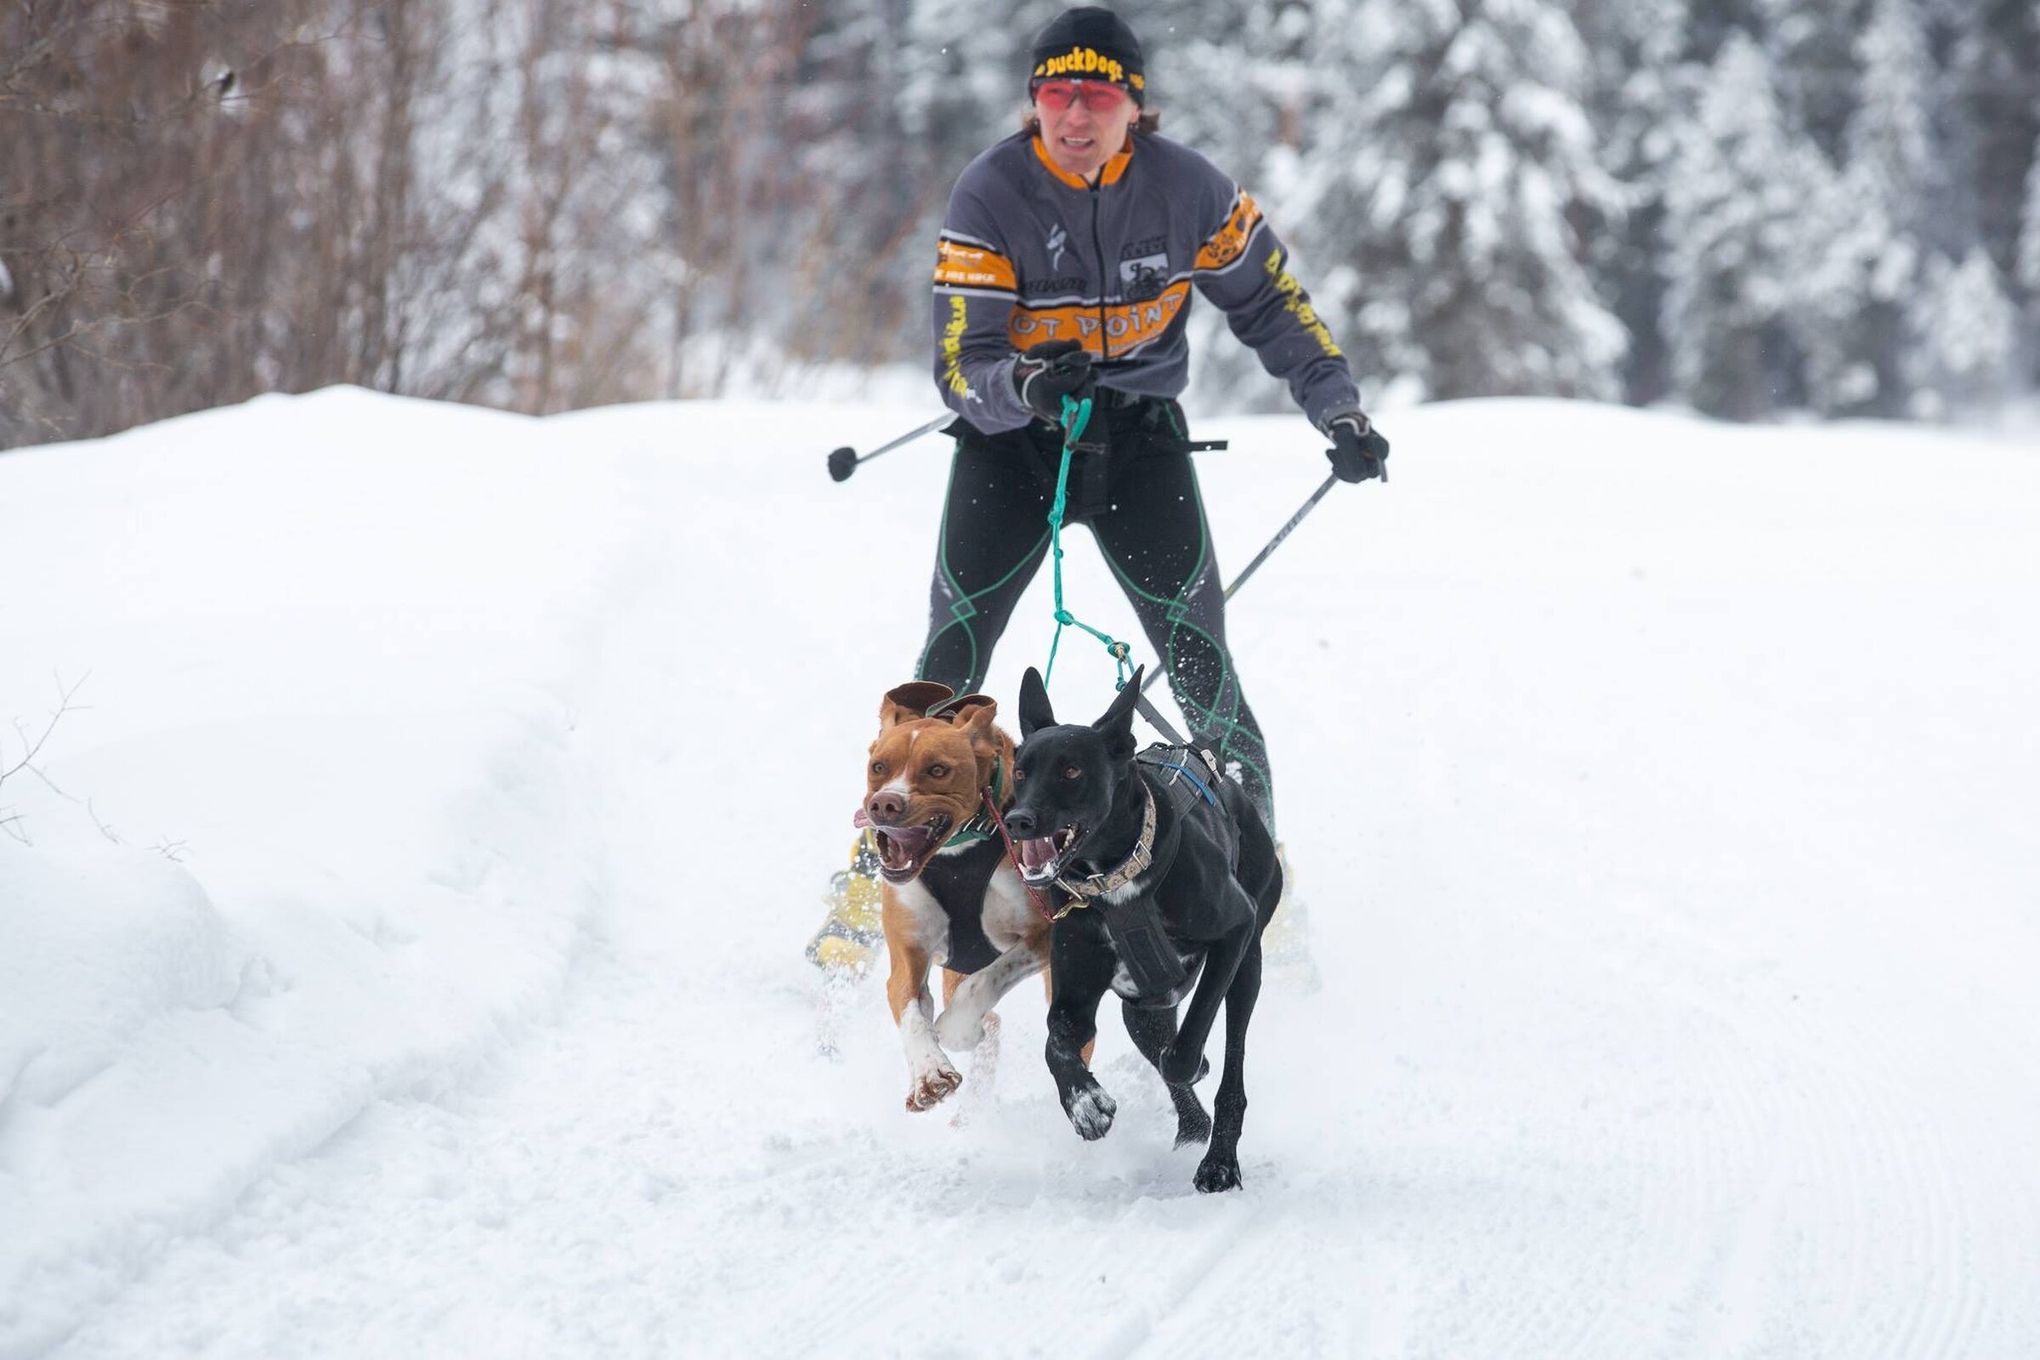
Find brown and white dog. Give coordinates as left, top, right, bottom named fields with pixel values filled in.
left=857, top=681, right=1051, bottom=1111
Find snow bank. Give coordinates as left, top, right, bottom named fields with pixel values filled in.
left=0, top=846, right=241, bottom=1117
left=0, top=389, right=625, bottom=1355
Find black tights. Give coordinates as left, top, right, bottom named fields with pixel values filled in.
left=916, top=405, right=1275, bottom=828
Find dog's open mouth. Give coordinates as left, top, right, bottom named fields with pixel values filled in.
left=861, top=813, right=953, bottom=883
left=1013, top=826, right=1082, bottom=885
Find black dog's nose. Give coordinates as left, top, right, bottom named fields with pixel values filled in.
left=867, top=790, right=907, bottom=825
left=1004, top=808, right=1036, bottom=837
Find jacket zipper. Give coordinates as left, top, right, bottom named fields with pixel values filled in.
left=1090, top=181, right=1110, bottom=365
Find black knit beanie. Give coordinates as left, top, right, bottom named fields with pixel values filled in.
left=1029, top=7, right=1146, bottom=105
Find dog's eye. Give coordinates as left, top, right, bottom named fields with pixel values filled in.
left=1013, top=766, right=1027, bottom=783
left=1063, top=765, right=1081, bottom=781
left=870, top=760, right=886, bottom=776
left=926, top=763, right=949, bottom=780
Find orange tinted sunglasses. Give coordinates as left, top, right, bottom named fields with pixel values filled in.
left=1031, top=79, right=1131, bottom=114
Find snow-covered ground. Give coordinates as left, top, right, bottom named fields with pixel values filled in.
left=2, top=388, right=2036, bottom=1358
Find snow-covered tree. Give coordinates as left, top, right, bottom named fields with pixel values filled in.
left=1944, top=0, right=2040, bottom=286
left=901, top=0, right=1022, bottom=159
left=1574, top=0, right=1691, bottom=404
left=2019, top=138, right=2040, bottom=379
left=1846, top=0, right=1936, bottom=244
left=1789, top=168, right=1913, bottom=416
left=1789, top=0, right=1940, bottom=416
left=1683, top=0, right=1771, bottom=63
left=2022, top=137, right=2040, bottom=290
left=1662, top=34, right=1813, bottom=419
left=1137, top=0, right=1289, bottom=170
left=1909, top=247, right=2019, bottom=415
left=1760, top=0, right=1861, bottom=164
left=1311, top=0, right=1625, bottom=404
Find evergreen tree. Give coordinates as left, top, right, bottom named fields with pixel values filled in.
left=1316, top=0, right=1625, bottom=404
left=1573, top=0, right=1691, bottom=404
left=902, top=0, right=1020, bottom=163
left=1909, top=248, right=2018, bottom=415
left=1136, top=0, right=1281, bottom=170
left=1790, top=164, right=1908, bottom=415
left=1944, top=0, right=2039, bottom=287
left=1683, top=0, right=1771, bottom=63
left=1662, top=34, right=1812, bottom=419
left=1846, top=0, right=1936, bottom=244
left=1762, top=0, right=1862, bottom=164
left=1807, top=0, right=1940, bottom=415
left=2020, top=139, right=2040, bottom=379
left=2025, top=144, right=2040, bottom=290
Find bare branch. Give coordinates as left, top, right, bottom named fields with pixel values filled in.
left=0, top=672, right=88, bottom=788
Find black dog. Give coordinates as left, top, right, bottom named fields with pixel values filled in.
left=1003, top=666, right=1283, bottom=1192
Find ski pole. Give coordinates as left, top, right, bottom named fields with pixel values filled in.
left=1137, top=471, right=1340, bottom=700
left=826, top=413, right=956, bottom=483
left=1218, top=471, right=1341, bottom=606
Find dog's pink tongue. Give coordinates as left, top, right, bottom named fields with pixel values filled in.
left=1016, top=838, right=1058, bottom=872
left=853, top=807, right=872, bottom=828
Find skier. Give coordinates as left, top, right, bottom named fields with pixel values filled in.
left=808, top=5, right=1388, bottom=972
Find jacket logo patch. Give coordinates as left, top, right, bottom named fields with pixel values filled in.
left=1046, top=224, right=1068, bottom=271
left=1008, top=282, right=1191, bottom=356
left=1196, top=192, right=1263, bottom=272
left=933, top=239, right=1017, bottom=292
left=1120, top=253, right=1168, bottom=302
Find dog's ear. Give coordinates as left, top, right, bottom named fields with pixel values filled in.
left=880, top=680, right=954, bottom=729
left=1018, top=667, right=1056, bottom=737
left=1093, top=667, right=1143, bottom=761
left=941, top=692, right=995, bottom=723
left=952, top=697, right=999, bottom=746
left=946, top=697, right=995, bottom=738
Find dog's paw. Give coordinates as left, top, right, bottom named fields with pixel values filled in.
left=1158, top=1043, right=1208, bottom=1087
left=905, top=1061, right=963, bottom=1112
left=934, top=1005, right=986, bottom=1052
left=1193, top=1151, right=1242, bottom=1193
left=1063, top=1084, right=1117, bottom=1141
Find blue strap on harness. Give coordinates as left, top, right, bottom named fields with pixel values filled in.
left=1143, top=756, right=1220, bottom=808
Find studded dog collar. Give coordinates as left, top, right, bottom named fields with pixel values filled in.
left=946, top=753, right=1009, bottom=849
left=1055, top=778, right=1158, bottom=906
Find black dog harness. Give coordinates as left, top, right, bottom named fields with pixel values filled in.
left=870, top=677, right=1018, bottom=975
left=1053, top=744, right=1235, bottom=999
left=918, top=835, right=1008, bottom=975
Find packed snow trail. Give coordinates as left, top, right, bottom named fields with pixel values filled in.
left=6, top=393, right=2038, bottom=1357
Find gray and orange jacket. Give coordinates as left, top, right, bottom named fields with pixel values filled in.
left=931, top=129, right=1361, bottom=436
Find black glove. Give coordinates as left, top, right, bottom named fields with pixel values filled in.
left=1325, top=412, right=1390, bottom=483
left=1012, top=339, right=1096, bottom=423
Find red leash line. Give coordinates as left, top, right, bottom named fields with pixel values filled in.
left=982, top=787, right=1060, bottom=923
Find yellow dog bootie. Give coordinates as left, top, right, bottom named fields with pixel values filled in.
left=805, top=831, right=885, bottom=973
left=1260, top=842, right=1320, bottom=991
